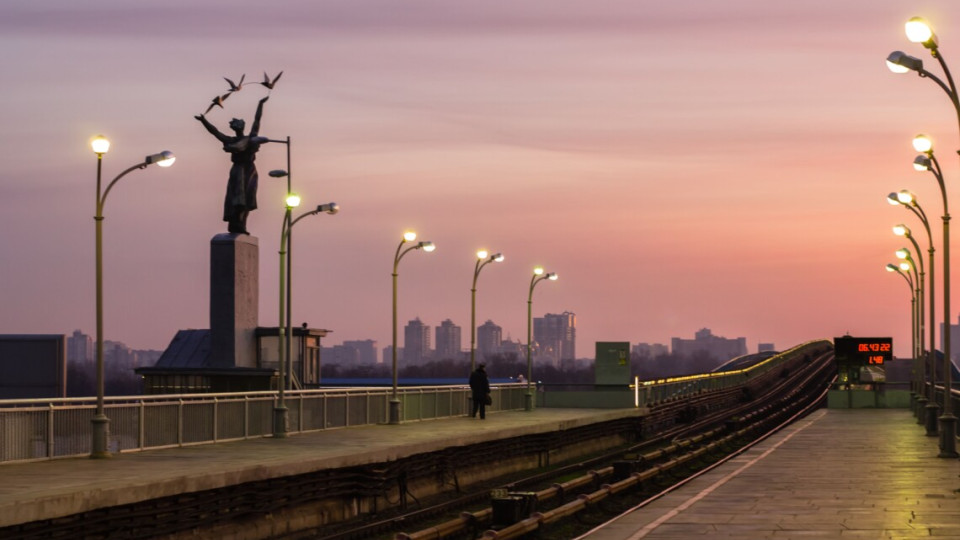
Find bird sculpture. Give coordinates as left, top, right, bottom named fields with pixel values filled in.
left=259, top=71, right=283, bottom=90
left=200, top=71, right=281, bottom=115
left=204, top=92, right=231, bottom=115
left=224, top=74, right=245, bottom=92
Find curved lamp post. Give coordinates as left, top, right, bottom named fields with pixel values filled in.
left=896, top=250, right=922, bottom=361
left=390, top=231, right=435, bottom=424
left=526, top=267, right=557, bottom=411
left=887, top=262, right=918, bottom=369
left=887, top=189, right=939, bottom=412
left=894, top=222, right=934, bottom=415
left=91, top=135, right=174, bottom=458
left=470, top=250, right=504, bottom=374
left=274, top=194, right=338, bottom=438
left=889, top=191, right=937, bottom=425
left=887, top=15, right=958, bottom=457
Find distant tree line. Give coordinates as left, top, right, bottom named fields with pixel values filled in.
left=631, top=350, right=724, bottom=380
left=67, top=362, right=141, bottom=397
left=321, top=352, right=595, bottom=384
left=321, top=350, right=726, bottom=383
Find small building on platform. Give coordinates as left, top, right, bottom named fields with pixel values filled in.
left=136, top=326, right=328, bottom=394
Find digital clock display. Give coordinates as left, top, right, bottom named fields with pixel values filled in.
left=834, top=336, right=893, bottom=366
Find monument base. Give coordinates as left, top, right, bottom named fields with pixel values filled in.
left=210, top=233, right=259, bottom=368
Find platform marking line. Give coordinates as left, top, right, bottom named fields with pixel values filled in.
left=622, top=412, right=822, bottom=540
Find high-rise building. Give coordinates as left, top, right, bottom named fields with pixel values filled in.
left=382, top=345, right=398, bottom=365
left=67, top=329, right=92, bottom=365
left=476, top=320, right=502, bottom=361
left=671, top=328, right=747, bottom=362
left=435, top=319, right=461, bottom=360
left=403, top=317, right=431, bottom=365
left=323, top=344, right=360, bottom=365
left=343, top=339, right=379, bottom=364
left=533, top=311, right=576, bottom=366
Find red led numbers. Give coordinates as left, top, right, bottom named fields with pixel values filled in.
left=858, top=343, right=892, bottom=353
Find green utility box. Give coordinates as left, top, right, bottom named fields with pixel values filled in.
left=595, top=342, right=631, bottom=385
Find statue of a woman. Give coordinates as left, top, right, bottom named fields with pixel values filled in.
left=195, top=96, right=269, bottom=235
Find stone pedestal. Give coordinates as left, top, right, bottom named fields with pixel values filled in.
left=210, top=234, right=258, bottom=368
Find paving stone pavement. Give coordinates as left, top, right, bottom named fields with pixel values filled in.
left=578, top=409, right=960, bottom=540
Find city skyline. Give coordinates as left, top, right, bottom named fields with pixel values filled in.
left=2, top=1, right=956, bottom=359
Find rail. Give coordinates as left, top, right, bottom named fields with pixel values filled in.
left=635, top=340, right=831, bottom=407
left=0, top=384, right=527, bottom=464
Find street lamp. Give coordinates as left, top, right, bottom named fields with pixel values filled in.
left=390, top=231, right=435, bottom=424
left=526, top=267, right=557, bottom=411
left=895, top=250, right=922, bottom=360
left=887, top=15, right=958, bottom=457
left=90, top=135, right=174, bottom=458
left=274, top=192, right=338, bottom=438
left=470, top=250, right=504, bottom=374
left=889, top=191, right=937, bottom=425
left=894, top=222, right=935, bottom=416
left=888, top=263, right=918, bottom=396
left=887, top=262, right=917, bottom=372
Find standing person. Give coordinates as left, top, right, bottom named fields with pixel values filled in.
left=469, top=363, right=490, bottom=419
left=195, top=96, right=269, bottom=235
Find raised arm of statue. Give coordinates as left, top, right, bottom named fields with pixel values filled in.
left=194, top=114, right=232, bottom=144
left=249, top=96, right=268, bottom=137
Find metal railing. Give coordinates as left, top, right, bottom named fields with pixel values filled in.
left=0, top=384, right=527, bottom=464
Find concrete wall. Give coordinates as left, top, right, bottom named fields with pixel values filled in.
left=538, top=390, right=635, bottom=409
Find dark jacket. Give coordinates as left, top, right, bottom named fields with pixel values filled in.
left=469, top=367, right=490, bottom=396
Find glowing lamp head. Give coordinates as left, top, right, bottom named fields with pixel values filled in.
left=886, top=51, right=923, bottom=73
left=285, top=193, right=301, bottom=208
left=893, top=224, right=909, bottom=237
left=91, top=135, right=110, bottom=154
left=533, top=267, right=544, bottom=276
left=403, top=231, right=417, bottom=242
left=156, top=153, right=176, bottom=167
left=146, top=150, right=175, bottom=167
left=913, top=155, right=931, bottom=171
left=419, top=241, right=436, bottom=252
left=912, top=134, right=932, bottom=153
left=886, top=263, right=899, bottom=273
left=547, top=273, right=558, bottom=281
left=492, top=252, right=504, bottom=262
left=905, top=17, right=937, bottom=47
left=887, top=192, right=902, bottom=206
left=476, top=250, right=488, bottom=260
left=899, top=261, right=912, bottom=272
left=897, top=190, right=915, bottom=204
left=895, top=248, right=909, bottom=260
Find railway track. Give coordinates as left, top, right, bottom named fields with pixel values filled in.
left=291, top=348, right=835, bottom=540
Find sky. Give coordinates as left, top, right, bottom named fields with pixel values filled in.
left=1, top=0, right=959, bottom=360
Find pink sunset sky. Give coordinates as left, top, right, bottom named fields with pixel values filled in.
left=1, top=0, right=957, bottom=360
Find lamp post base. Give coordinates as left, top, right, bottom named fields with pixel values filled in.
left=273, top=406, right=289, bottom=438
left=916, top=396, right=928, bottom=424
left=90, top=414, right=111, bottom=459
left=389, top=399, right=401, bottom=425
left=938, top=413, right=958, bottom=458
left=524, top=392, right=534, bottom=411
left=925, top=402, right=940, bottom=436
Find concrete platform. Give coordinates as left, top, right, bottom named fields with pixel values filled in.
left=578, top=409, right=960, bottom=540
left=0, top=407, right=639, bottom=529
